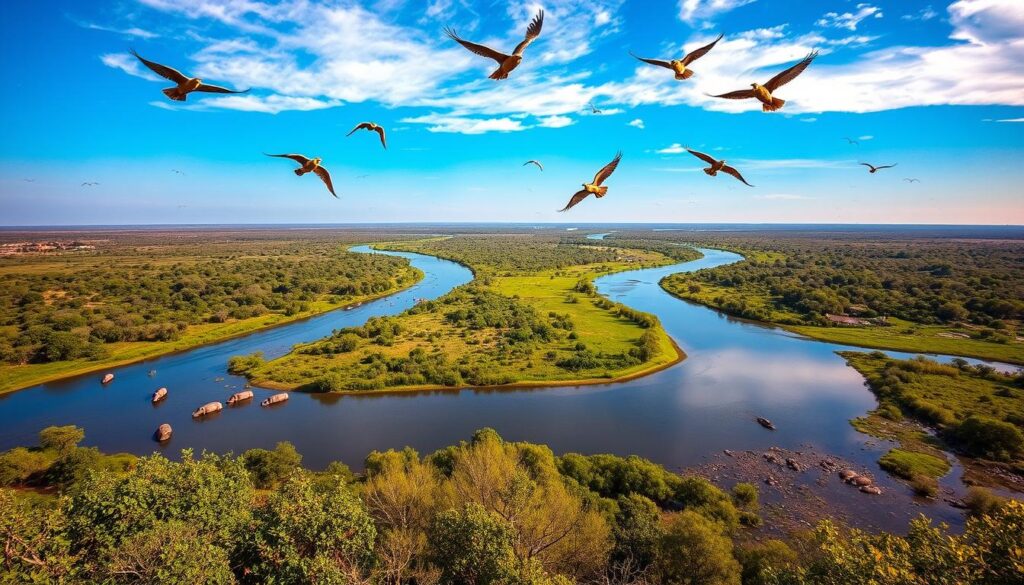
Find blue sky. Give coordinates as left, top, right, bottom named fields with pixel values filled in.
left=1, top=0, right=1022, bottom=225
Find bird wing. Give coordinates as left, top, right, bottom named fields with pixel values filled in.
left=721, top=165, right=753, bottom=187
left=512, top=10, right=544, bottom=56
left=374, top=126, right=387, bottom=149
left=629, top=52, right=674, bottom=70
left=265, top=153, right=311, bottom=165
left=592, top=152, right=622, bottom=186
left=859, top=163, right=876, bottom=171
left=686, top=148, right=718, bottom=166
left=445, top=27, right=509, bottom=64
left=682, top=33, right=723, bottom=65
left=764, top=51, right=818, bottom=92
left=347, top=123, right=372, bottom=136
left=524, top=160, right=544, bottom=171
left=195, top=83, right=249, bottom=94
left=559, top=190, right=591, bottom=212
left=874, top=163, right=897, bottom=170
left=313, top=166, right=338, bottom=198
left=130, top=50, right=188, bottom=84
left=710, top=89, right=756, bottom=100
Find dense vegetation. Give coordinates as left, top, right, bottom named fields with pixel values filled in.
left=2, top=426, right=1021, bottom=584
left=383, top=236, right=623, bottom=275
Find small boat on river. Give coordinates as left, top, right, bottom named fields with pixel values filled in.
left=154, top=423, right=172, bottom=442
left=228, top=390, right=254, bottom=405
left=261, top=392, right=289, bottom=407
left=152, top=387, right=168, bottom=403
left=101, top=373, right=114, bottom=384
left=756, top=417, right=776, bottom=430
left=192, top=401, right=223, bottom=418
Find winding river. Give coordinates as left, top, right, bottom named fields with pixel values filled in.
left=0, top=240, right=1009, bottom=531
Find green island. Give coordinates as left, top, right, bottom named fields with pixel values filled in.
left=841, top=351, right=1024, bottom=495
left=2, top=425, right=1021, bottom=584
left=655, top=231, right=1024, bottom=364
left=0, top=230, right=423, bottom=394
left=242, top=235, right=698, bottom=393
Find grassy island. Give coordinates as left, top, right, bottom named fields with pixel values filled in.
left=245, top=235, right=699, bottom=393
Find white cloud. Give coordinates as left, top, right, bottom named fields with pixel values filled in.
left=995, top=118, right=1024, bottom=122
left=400, top=114, right=528, bottom=134
left=799, top=117, right=818, bottom=122
left=754, top=193, right=814, bottom=200
left=816, top=4, right=883, bottom=31
left=628, top=118, right=645, bottom=129
left=902, top=5, right=938, bottom=21
left=678, top=0, right=757, bottom=25
left=77, top=21, right=159, bottom=39
left=657, top=143, right=686, bottom=154
left=538, top=115, right=574, bottom=128
left=859, top=135, right=874, bottom=140
left=100, top=53, right=160, bottom=80
left=198, top=94, right=343, bottom=114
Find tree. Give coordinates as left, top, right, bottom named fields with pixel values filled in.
left=0, top=489, right=79, bottom=583
left=101, top=520, right=235, bottom=584
left=610, top=494, right=662, bottom=572
left=241, top=441, right=302, bottom=489
left=428, top=503, right=519, bottom=585
left=653, top=511, right=741, bottom=585
left=38, top=425, right=85, bottom=456
left=954, top=416, right=1024, bottom=461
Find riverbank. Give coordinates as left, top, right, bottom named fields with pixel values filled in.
left=0, top=266, right=423, bottom=395
left=246, top=239, right=687, bottom=393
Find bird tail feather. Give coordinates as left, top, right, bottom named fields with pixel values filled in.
left=762, top=97, right=785, bottom=112
left=162, top=88, right=187, bottom=101
left=703, top=168, right=716, bottom=176
left=489, top=69, right=509, bottom=80
left=294, top=169, right=305, bottom=176
left=594, top=186, right=609, bottom=197
left=680, top=69, right=694, bottom=80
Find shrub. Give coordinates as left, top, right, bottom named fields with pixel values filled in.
left=953, top=416, right=1024, bottom=461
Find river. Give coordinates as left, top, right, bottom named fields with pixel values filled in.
left=0, top=240, right=1007, bottom=532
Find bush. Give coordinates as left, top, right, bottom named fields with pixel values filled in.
left=654, top=511, right=741, bottom=585
left=241, top=441, right=302, bottom=489
left=910, top=474, right=938, bottom=498
left=0, top=447, right=51, bottom=486
left=38, top=425, right=84, bottom=456
left=953, top=416, right=1024, bottom=461
left=226, top=351, right=265, bottom=375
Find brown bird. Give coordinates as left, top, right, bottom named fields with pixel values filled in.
left=559, top=152, right=622, bottom=212
left=445, top=10, right=544, bottom=80
left=686, top=148, right=753, bottom=186
left=523, top=160, right=544, bottom=171
left=861, top=162, right=897, bottom=174
left=264, top=153, right=337, bottom=198
left=130, top=49, right=249, bottom=101
left=347, top=122, right=387, bottom=150
left=710, top=51, right=818, bottom=112
left=630, top=33, right=723, bottom=80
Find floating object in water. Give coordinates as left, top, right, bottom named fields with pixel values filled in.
left=852, top=476, right=873, bottom=487
left=148, top=369, right=157, bottom=377
left=228, top=390, right=254, bottom=405
left=155, top=423, right=172, bottom=442
left=101, top=373, right=114, bottom=384
left=860, top=485, right=882, bottom=495
left=839, top=469, right=859, bottom=482
left=261, top=393, right=289, bottom=407
left=192, top=401, right=223, bottom=418
left=152, top=387, right=168, bottom=403
left=756, top=417, right=776, bottom=430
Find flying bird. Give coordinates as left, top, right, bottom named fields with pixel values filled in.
left=171, top=169, right=185, bottom=176
left=347, top=122, right=387, bottom=150
left=860, top=162, right=897, bottom=174
left=686, top=148, right=753, bottom=186
left=81, top=182, right=100, bottom=187
left=445, top=9, right=543, bottom=80
left=264, top=153, right=337, bottom=198
left=130, top=49, right=249, bottom=102
left=710, top=51, right=818, bottom=112
left=630, top=33, right=723, bottom=80
left=587, top=102, right=602, bottom=114
left=903, top=178, right=920, bottom=183
left=559, top=152, right=622, bottom=212
left=843, top=137, right=859, bottom=145
left=523, top=160, right=544, bottom=171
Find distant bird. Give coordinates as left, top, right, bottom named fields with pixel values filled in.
left=130, top=49, right=249, bottom=101
left=23, top=178, right=34, bottom=182
left=81, top=182, right=100, bottom=187
left=843, top=137, right=859, bottom=145
left=559, top=152, right=622, bottom=212
left=860, top=162, right=897, bottom=174
left=685, top=148, right=753, bottom=186
left=347, top=122, right=387, bottom=150
left=710, top=51, right=818, bottom=112
left=171, top=169, right=185, bottom=176
left=523, top=160, right=544, bottom=171
left=586, top=102, right=603, bottom=115
left=630, top=33, right=723, bottom=80
left=903, top=177, right=920, bottom=183
left=445, top=9, right=543, bottom=80
left=264, top=153, right=337, bottom=198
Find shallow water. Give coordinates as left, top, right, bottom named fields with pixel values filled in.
left=0, top=242, right=1006, bottom=531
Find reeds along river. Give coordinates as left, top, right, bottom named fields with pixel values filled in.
left=0, top=243, right=1008, bottom=532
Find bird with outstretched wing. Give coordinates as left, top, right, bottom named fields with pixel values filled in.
left=710, top=51, right=817, bottom=112
left=264, top=153, right=337, bottom=197
left=523, top=160, right=544, bottom=171
left=860, top=162, right=897, bottom=174
left=445, top=10, right=543, bottom=80
left=130, top=49, right=249, bottom=101
left=630, top=33, right=722, bottom=80
left=347, top=122, right=387, bottom=150
left=686, top=148, right=753, bottom=186
left=559, top=152, right=622, bottom=212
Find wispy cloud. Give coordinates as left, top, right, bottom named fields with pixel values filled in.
left=400, top=114, right=528, bottom=134
left=76, top=21, right=159, bottom=39
left=735, top=158, right=855, bottom=170
left=994, top=118, right=1024, bottom=123
left=656, top=143, right=687, bottom=154
left=538, top=115, right=574, bottom=128
left=678, top=0, right=757, bottom=25
left=902, top=5, right=938, bottom=21
left=754, top=193, right=814, bottom=200
left=198, top=94, right=343, bottom=114
left=628, top=118, right=645, bottom=129
left=100, top=53, right=160, bottom=81
left=816, top=4, right=884, bottom=31
left=859, top=135, right=874, bottom=140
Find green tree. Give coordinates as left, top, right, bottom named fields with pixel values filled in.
left=38, top=425, right=85, bottom=456
left=654, top=511, right=741, bottom=585
left=241, top=441, right=302, bottom=489
left=101, top=520, right=235, bottom=584
left=428, top=503, right=520, bottom=585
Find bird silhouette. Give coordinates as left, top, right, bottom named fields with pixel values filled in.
left=347, top=122, right=387, bottom=150
left=264, top=153, right=337, bottom=197
left=523, top=160, right=544, bottom=171
left=860, top=162, right=897, bottom=174
left=446, top=10, right=543, bottom=80
left=559, top=152, right=622, bottom=212
left=903, top=178, right=920, bottom=183
left=710, top=51, right=818, bottom=112
left=843, top=137, right=859, bottom=145
left=81, top=182, right=100, bottom=187
left=130, top=50, right=249, bottom=101
left=587, top=102, right=603, bottom=114
left=630, top=33, right=722, bottom=80
left=686, top=148, right=753, bottom=186
left=171, top=169, right=186, bottom=176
